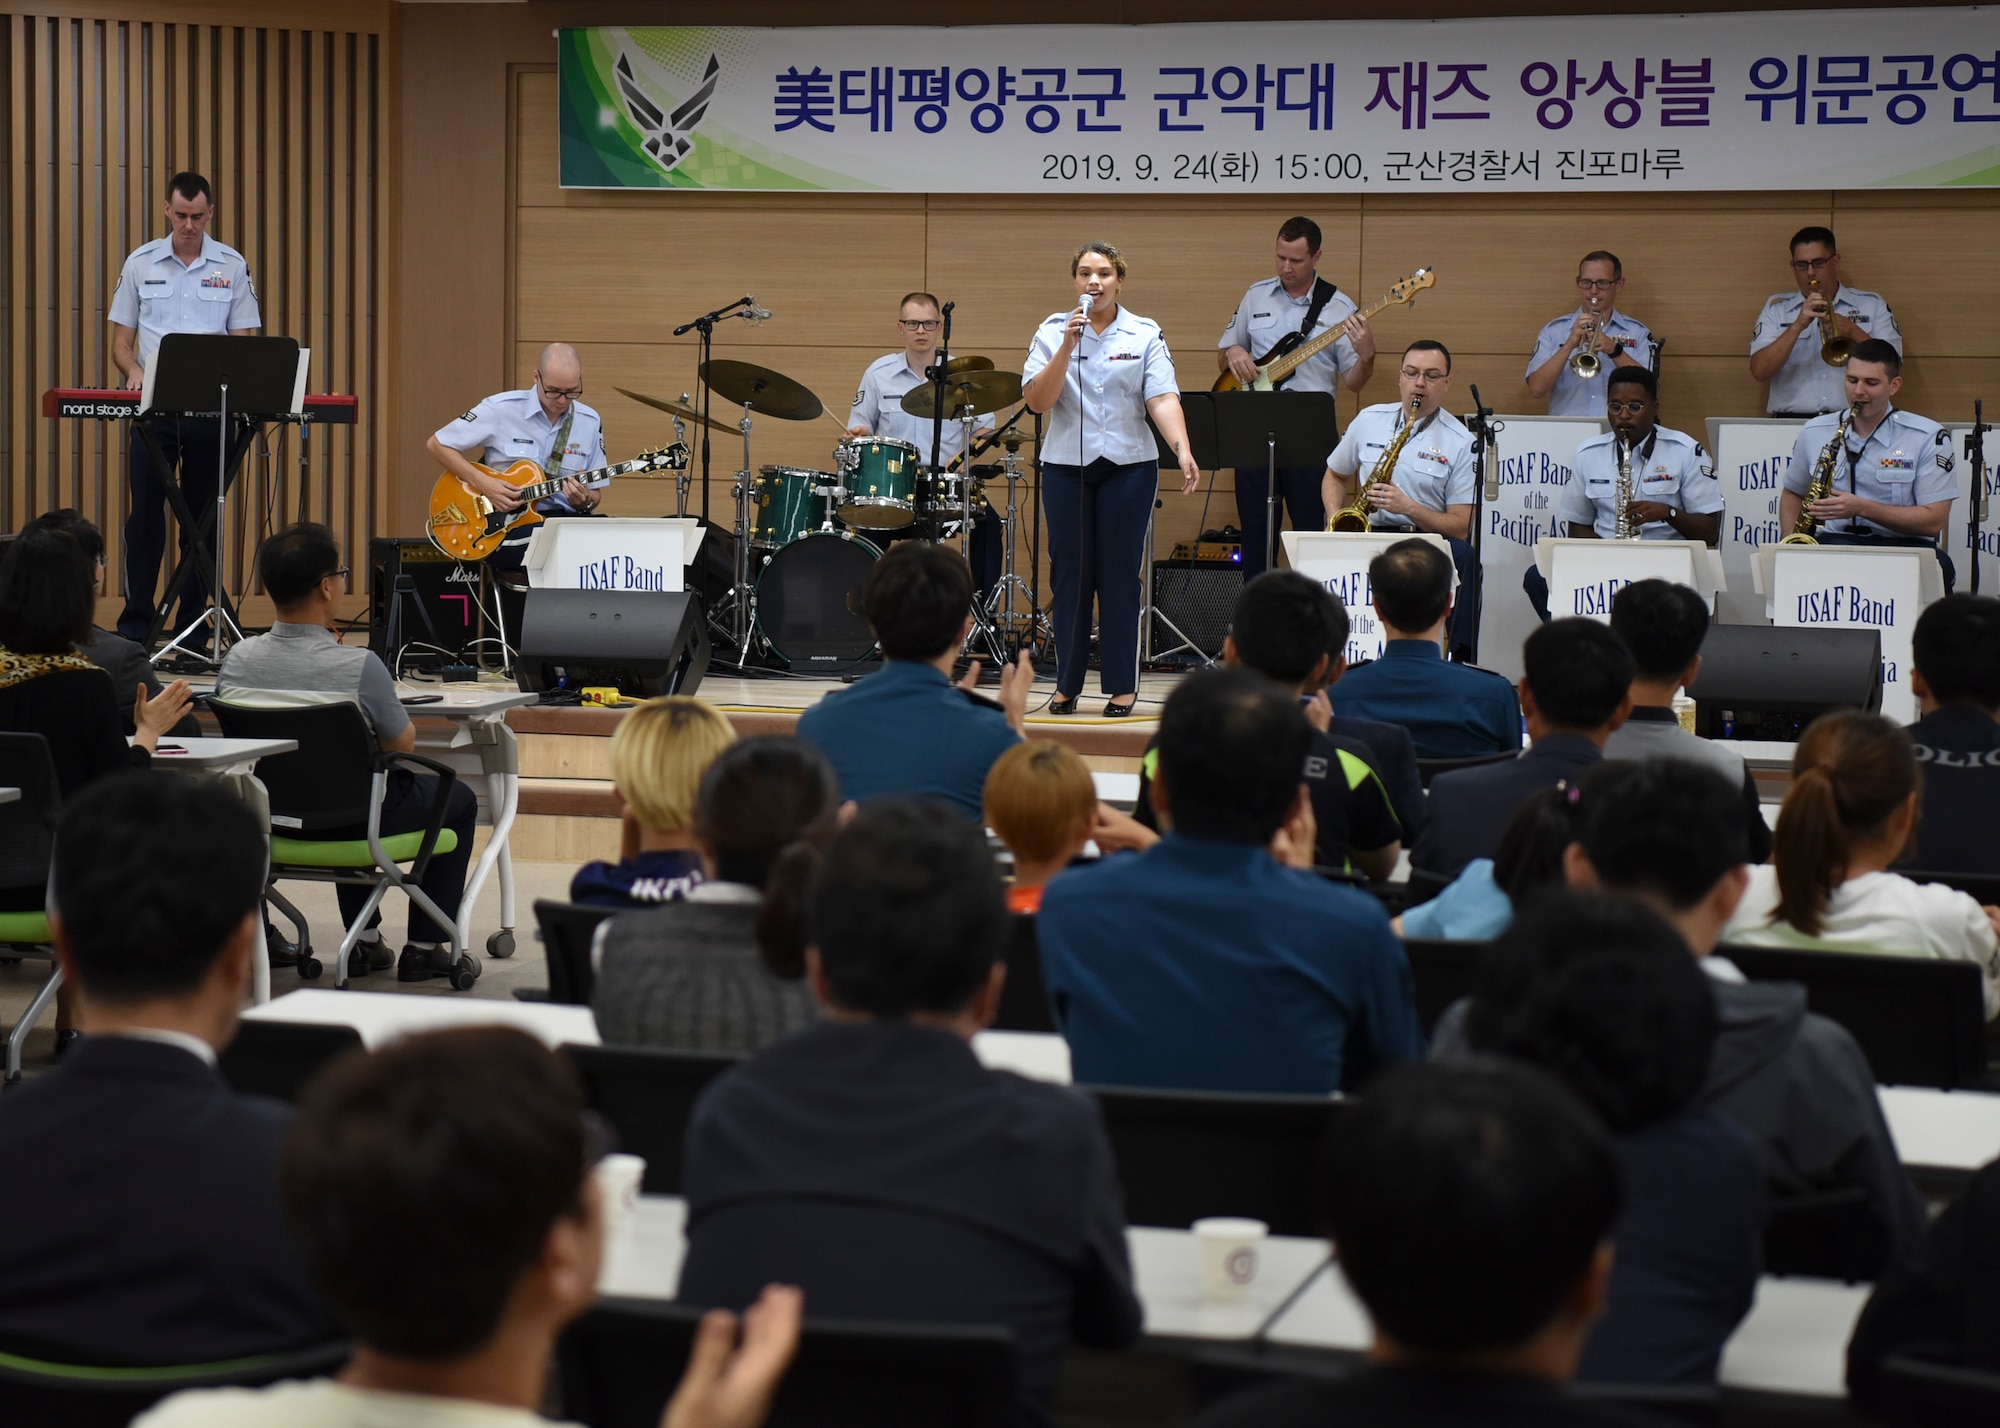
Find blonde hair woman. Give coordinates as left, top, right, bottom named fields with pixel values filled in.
left=569, top=696, right=736, bottom=908
left=983, top=741, right=1099, bottom=914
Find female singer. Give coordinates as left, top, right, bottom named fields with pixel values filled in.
left=1022, top=243, right=1202, bottom=716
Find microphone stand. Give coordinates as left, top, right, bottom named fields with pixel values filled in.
left=673, top=296, right=755, bottom=652
left=1464, top=384, right=1501, bottom=665
left=1968, top=400, right=1989, bottom=596
left=925, top=301, right=954, bottom=544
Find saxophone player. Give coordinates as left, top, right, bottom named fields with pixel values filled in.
left=1524, top=367, right=1723, bottom=621
left=1779, top=338, right=1957, bottom=588
left=1750, top=226, right=1902, bottom=417
left=1524, top=251, right=1655, bottom=416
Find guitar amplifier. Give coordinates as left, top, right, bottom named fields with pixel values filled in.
left=367, top=539, right=482, bottom=669
left=1149, top=559, right=1242, bottom=661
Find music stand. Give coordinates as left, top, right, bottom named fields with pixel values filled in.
left=1211, top=390, right=1340, bottom=573
left=1149, top=393, right=1223, bottom=664
left=141, top=334, right=303, bottom=667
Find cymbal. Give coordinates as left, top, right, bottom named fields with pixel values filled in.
left=942, top=355, right=995, bottom=376
left=614, top=387, right=732, bottom=433
left=700, top=360, right=824, bottom=422
left=899, top=370, right=1024, bottom=420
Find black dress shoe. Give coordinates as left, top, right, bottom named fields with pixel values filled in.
left=1048, top=694, right=1080, bottom=716
left=347, top=939, right=395, bottom=977
left=1104, top=697, right=1138, bottom=717
left=397, top=944, right=455, bottom=983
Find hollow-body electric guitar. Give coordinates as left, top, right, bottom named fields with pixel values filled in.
left=426, top=448, right=679, bottom=561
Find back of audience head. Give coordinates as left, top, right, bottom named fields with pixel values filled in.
left=1609, top=579, right=1710, bottom=688
left=612, top=696, right=736, bottom=836
left=1911, top=593, right=2000, bottom=713
left=1489, top=785, right=1581, bottom=912
left=693, top=736, right=840, bottom=978
left=1568, top=760, right=1750, bottom=955
left=258, top=521, right=344, bottom=611
left=805, top=797, right=1007, bottom=1025
left=54, top=771, right=267, bottom=1018
left=1773, top=710, right=1917, bottom=938
left=21, top=508, right=106, bottom=566
left=0, top=527, right=95, bottom=655
left=1368, top=539, right=1453, bottom=636
left=1521, top=618, right=1635, bottom=735
left=1325, top=1060, right=1619, bottom=1367
left=1227, top=570, right=1345, bottom=690
left=1153, top=668, right=1310, bottom=846
left=983, top=740, right=1096, bottom=874
left=1466, top=891, right=1716, bottom=1135
left=861, top=541, right=974, bottom=661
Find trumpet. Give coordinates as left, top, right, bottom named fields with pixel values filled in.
left=1781, top=400, right=1861, bottom=546
left=1570, top=302, right=1605, bottom=380
left=1330, top=396, right=1423, bottom=533
left=1612, top=437, right=1639, bottom=540
left=1812, top=279, right=1852, bottom=367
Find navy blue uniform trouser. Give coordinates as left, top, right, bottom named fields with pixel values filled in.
left=119, top=417, right=226, bottom=641
left=331, top=767, right=479, bottom=947
left=1236, top=466, right=1326, bottom=579
left=1043, top=459, right=1155, bottom=697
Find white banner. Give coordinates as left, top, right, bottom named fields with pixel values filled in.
left=1708, top=417, right=1806, bottom=626
left=1476, top=416, right=1605, bottom=681
left=560, top=10, right=2000, bottom=193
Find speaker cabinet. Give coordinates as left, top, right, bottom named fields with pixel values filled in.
left=1688, top=624, right=1884, bottom=741
left=367, top=539, right=482, bottom=672
left=1149, top=560, right=1242, bottom=660
left=514, top=589, right=711, bottom=699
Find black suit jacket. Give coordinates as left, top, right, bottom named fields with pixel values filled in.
left=677, top=1021, right=1142, bottom=1421
left=0, top=1036, right=337, bottom=1364
left=1413, top=733, right=1604, bottom=877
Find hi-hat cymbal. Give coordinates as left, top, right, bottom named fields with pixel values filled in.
left=700, top=360, right=824, bottom=422
left=614, top=387, right=732, bottom=432
left=942, top=355, right=996, bottom=375
left=899, top=370, right=1024, bottom=420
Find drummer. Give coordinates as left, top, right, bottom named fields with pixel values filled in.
left=848, top=291, right=1002, bottom=595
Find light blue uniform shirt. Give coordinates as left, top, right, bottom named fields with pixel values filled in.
left=1216, top=275, right=1360, bottom=399
left=107, top=234, right=262, bottom=371
left=1327, top=403, right=1476, bottom=529
left=433, top=387, right=608, bottom=515
left=1024, top=305, right=1179, bottom=467
left=1526, top=308, right=1655, bottom=417
left=1752, top=286, right=1903, bottom=415
left=1560, top=425, right=1723, bottom=540
left=1784, top=406, right=1953, bottom=537
left=849, top=352, right=991, bottom=463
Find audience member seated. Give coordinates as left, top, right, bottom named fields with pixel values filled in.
left=983, top=740, right=1097, bottom=914
left=677, top=799, right=1141, bottom=1424
left=1133, top=571, right=1403, bottom=878
left=592, top=737, right=835, bottom=1054
left=1906, top=593, right=2000, bottom=875
left=20, top=508, right=199, bottom=736
left=795, top=542, right=1026, bottom=819
left=1393, top=786, right=1573, bottom=942
left=1460, top=892, right=1764, bottom=1384
left=1310, top=607, right=1429, bottom=850
left=0, top=772, right=337, bottom=1364
left=1570, top=759, right=1926, bottom=1260
left=217, top=523, right=477, bottom=984
left=1414, top=618, right=1632, bottom=879
left=141, top=1026, right=802, bottom=1428
left=1604, top=579, right=1772, bottom=863
left=1329, top=539, right=1522, bottom=760
left=1195, top=1061, right=1646, bottom=1428
left=1723, top=710, right=2000, bottom=1017
left=571, top=696, right=734, bottom=909
left=1039, top=669, right=1424, bottom=1094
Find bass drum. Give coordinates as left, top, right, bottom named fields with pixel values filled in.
left=754, top=531, right=882, bottom=668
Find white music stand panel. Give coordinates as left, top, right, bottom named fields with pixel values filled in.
left=1708, top=416, right=1807, bottom=628
left=1534, top=538, right=1725, bottom=622
left=1759, top=544, right=1943, bottom=723
left=1474, top=414, right=1608, bottom=682
left=524, top=518, right=705, bottom=592
left=1282, top=530, right=1455, bottom=664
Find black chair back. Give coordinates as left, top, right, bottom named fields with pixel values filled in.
left=1764, top=1183, right=1893, bottom=1282
left=1904, top=870, right=2000, bottom=907
left=208, top=699, right=377, bottom=833
left=1881, top=1353, right=2000, bottom=1426
left=1402, top=938, right=1489, bottom=1039
left=0, top=733, right=59, bottom=900
left=1719, top=943, right=1988, bottom=1089
left=219, top=1019, right=364, bottom=1102
left=1085, top=1084, right=1342, bottom=1236
left=561, top=1042, right=741, bottom=1195
left=559, top=1297, right=1017, bottom=1428
left=535, top=899, right=617, bottom=1006
left=1417, top=750, right=1516, bottom=788
left=0, top=1340, right=347, bottom=1428
left=993, top=915, right=1055, bottom=1033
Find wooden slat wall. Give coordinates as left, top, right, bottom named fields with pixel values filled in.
left=0, top=7, right=390, bottom=615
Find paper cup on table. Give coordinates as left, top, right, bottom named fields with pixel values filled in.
left=1193, top=1217, right=1268, bottom=1300
left=594, top=1153, right=647, bottom=1235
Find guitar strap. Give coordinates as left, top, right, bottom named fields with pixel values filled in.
left=542, top=408, right=576, bottom=481
left=1299, top=276, right=1340, bottom=339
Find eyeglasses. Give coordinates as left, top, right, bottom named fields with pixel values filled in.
left=1790, top=256, right=1836, bottom=273
left=1399, top=367, right=1449, bottom=382
left=1606, top=401, right=1651, bottom=415
left=1575, top=277, right=1620, bottom=290
left=542, top=385, right=583, bottom=400
left=898, top=319, right=941, bottom=332
left=323, top=566, right=350, bottom=582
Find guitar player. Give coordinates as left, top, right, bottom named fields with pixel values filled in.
left=425, top=342, right=606, bottom=572
left=1216, top=216, right=1376, bottom=578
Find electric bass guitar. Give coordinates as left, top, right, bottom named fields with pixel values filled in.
left=1213, top=268, right=1437, bottom=393
left=426, top=448, right=681, bottom=562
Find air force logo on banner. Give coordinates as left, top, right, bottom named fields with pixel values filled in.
left=616, top=50, right=719, bottom=174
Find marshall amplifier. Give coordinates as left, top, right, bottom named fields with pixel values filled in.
left=368, top=539, right=483, bottom=671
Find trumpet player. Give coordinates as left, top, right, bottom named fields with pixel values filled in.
left=1525, top=367, right=1722, bottom=622
left=1525, top=251, right=1654, bottom=416
left=1779, top=339, right=1957, bottom=588
left=1750, top=226, right=1902, bottom=417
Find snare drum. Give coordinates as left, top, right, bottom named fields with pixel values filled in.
left=754, top=531, right=882, bottom=666
left=835, top=438, right=919, bottom=528
left=750, top=466, right=830, bottom=548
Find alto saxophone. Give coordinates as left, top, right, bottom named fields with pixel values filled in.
left=1781, top=400, right=1861, bottom=546
left=1329, top=397, right=1424, bottom=533
left=1612, top=437, right=1639, bottom=540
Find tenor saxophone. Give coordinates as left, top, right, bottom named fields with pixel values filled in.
left=1780, top=401, right=1861, bottom=546
left=1329, top=397, right=1423, bottom=532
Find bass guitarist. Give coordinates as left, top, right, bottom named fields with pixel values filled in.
left=1216, top=216, right=1375, bottom=577
left=425, top=342, right=606, bottom=570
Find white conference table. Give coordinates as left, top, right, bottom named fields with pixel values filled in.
left=151, top=735, right=298, bottom=771
left=1879, top=1084, right=2000, bottom=1179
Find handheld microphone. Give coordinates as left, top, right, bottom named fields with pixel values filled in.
left=1078, top=291, right=1094, bottom=319
left=743, top=295, right=772, bottom=326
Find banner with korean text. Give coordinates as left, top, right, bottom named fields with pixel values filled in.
left=559, top=10, right=2000, bottom=193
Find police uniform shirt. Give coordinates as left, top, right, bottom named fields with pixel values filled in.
left=1216, top=276, right=1360, bottom=398
left=1752, top=286, right=1903, bottom=415
left=1525, top=308, right=1655, bottom=417
left=1024, top=306, right=1179, bottom=466
left=1560, top=425, right=1723, bottom=540
left=107, top=234, right=261, bottom=371
left=1784, top=406, right=1952, bottom=537
left=1326, top=403, right=1476, bottom=529
left=849, top=353, right=991, bottom=463
left=432, top=387, right=608, bottom=516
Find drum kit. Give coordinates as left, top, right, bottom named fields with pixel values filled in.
left=620, top=352, right=1046, bottom=672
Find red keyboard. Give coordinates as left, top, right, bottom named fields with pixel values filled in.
left=41, top=388, right=358, bottom=424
